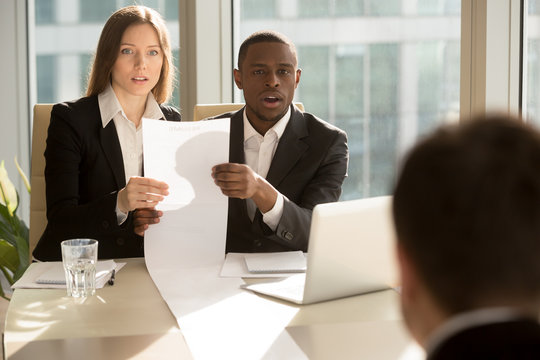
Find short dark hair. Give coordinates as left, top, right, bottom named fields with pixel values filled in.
left=393, top=114, right=540, bottom=314
left=86, top=5, right=174, bottom=104
left=237, top=30, right=297, bottom=70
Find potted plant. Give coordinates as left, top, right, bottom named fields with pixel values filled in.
left=0, top=158, right=30, bottom=300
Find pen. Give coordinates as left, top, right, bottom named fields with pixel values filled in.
left=108, top=269, right=115, bottom=286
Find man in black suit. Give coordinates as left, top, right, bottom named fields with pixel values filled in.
left=392, top=114, right=540, bottom=359
left=136, top=31, right=348, bottom=252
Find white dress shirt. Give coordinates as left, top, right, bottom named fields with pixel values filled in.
left=243, top=107, right=290, bottom=231
left=98, top=84, right=165, bottom=224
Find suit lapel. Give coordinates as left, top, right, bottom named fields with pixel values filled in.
left=266, top=105, right=309, bottom=187
left=229, top=109, right=245, bottom=164
left=228, top=108, right=249, bottom=221
left=100, top=121, right=126, bottom=188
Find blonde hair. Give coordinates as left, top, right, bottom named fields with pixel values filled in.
left=86, top=5, right=174, bottom=104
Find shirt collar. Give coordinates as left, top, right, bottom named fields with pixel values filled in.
left=243, top=105, right=291, bottom=142
left=98, top=83, right=165, bottom=128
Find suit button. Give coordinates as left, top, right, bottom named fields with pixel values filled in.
left=254, top=239, right=263, bottom=248
left=282, top=231, right=294, bottom=241
left=116, top=237, right=125, bottom=246
left=102, top=220, right=109, bottom=229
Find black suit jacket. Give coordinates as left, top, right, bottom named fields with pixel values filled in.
left=215, top=105, right=348, bottom=253
left=33, top=95, right=181, bottom=261
left=429, top=319, right=540, bottom=359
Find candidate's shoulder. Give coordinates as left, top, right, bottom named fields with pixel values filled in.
left=159, top=104, right=181, bottom=121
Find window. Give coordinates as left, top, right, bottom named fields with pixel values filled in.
left=36, top=55, right=57, bottom=103
left=79, top=1, right=116, bottom=23
left=234, top=0, right=461, bottom=200
left=34, top=0, right=180, bottom=107
left=528, top=0, right=540, bottom=124
left=35, top=0, right=55, bottom=25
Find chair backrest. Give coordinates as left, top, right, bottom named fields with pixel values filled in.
left=193, top=102, right=304, bottom=121
left=29, top=104, right=53, bottom=258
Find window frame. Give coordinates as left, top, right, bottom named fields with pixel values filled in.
left=178, top=0, right=524, bottom=122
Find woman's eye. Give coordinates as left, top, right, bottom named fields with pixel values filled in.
left=121, top=48, right=133, bottom=54
left=148, top=50, right=159, bottom=56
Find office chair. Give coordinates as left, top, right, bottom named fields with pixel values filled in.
left=29, top=104, right=53, bottom=259
left=192, top=102, right=304, bottom=121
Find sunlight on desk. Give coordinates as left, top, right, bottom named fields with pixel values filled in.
left=4, top=258, right=417, bottom=359
left=181, top=291, right=300, bottom=359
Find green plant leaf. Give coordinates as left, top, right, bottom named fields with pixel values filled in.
left=14, top=217, right=29, bottom=245
left=13, top=235, right=29, bottom=282
left=14, top=157, right=30, bottom=194
left=0, top=272, right=7, bottom=300
left=0, top=159, right=30, bottom=295
left=0, top=204, right=17, bottom=247
left=0, top=239, right=19, bottom=275
left=0, top=160, right=18, bottom=216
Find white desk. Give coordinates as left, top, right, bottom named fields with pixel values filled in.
left=3, top=258, right=421, bottom=359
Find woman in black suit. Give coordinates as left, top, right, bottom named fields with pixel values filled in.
left=33, top=6, right=180, bottom=261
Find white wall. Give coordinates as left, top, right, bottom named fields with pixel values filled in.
left=0, top=0, right=30, bottom=223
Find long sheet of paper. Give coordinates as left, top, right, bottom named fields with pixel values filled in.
left=143, top=118, right=300, bottom=359
left=143, top=118, right=230, bottom=270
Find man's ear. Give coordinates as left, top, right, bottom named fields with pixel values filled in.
left=295, top=68, right=302, bottom=89
left=397, top=242, right=417, bottom=301
left=233, top=69, right=243, bottom=89
left=396, top=241, right=447, bottom=347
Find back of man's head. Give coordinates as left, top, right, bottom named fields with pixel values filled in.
left=393, top=114, right=540, bottom=315
left=237, top=30, right=297, bottom=70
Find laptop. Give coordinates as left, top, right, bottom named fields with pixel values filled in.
left=242, top=196, right=399, bottom=304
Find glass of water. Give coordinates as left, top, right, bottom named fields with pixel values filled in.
left=61, top=239, right=98, bottom=297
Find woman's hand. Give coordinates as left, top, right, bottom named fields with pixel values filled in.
left=133, top=208, right=163, bottom=236
left=117, top=176, right=169, bottom=213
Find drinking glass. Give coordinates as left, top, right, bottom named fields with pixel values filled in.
left=61, top=239, right=98, bottom=297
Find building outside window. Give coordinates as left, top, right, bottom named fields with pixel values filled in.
left=34, top=0, right=180, bottom=107
left=34, top=0, right=461, bottom=201
left=235, top=0, right=461, bottom=200
left=528, top=0, right=540, bottom=124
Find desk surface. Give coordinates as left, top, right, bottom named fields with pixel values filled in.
left=4, top=258, right=421, bottom=360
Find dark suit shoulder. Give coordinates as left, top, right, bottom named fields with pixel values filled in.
left=300, top=111, right=346, bottom=138
left=51, top=96, right=101, bottom=131
left=53, top=95, right=98, bottom=114
left=159, top=104, right=181, bottom=121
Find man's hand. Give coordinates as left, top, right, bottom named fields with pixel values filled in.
left=212, top=163, right=277, bottom=213
left=133, top=208, right=163, bottom=236
left=211, top=163, right=260, bottom=199
left=117, top=176, right=169, bottom=214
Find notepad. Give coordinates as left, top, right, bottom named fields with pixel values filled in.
left=36, top=260, right=117, bottom=285
left=244, top=251, right=306, bottom=274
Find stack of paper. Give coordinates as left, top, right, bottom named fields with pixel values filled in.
left=12, top=260, right=124, bottom=289
left=244, top=251, right=306, bottom=273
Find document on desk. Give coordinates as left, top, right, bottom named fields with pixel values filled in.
left=221, top=252, right=307, bottom=277
left=142, top=118, right=301, bottom=360
left=12, top=260, right=124, bottom=289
